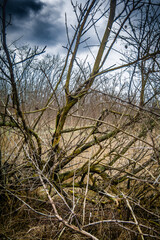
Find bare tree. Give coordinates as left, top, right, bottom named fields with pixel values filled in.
left=0, top=0, right=160, bottom=239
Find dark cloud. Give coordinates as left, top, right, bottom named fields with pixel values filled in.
left=2, top=0, right=66, bottom=49
left=5, top=0, right=44, bottom=19
left=29, top=18, right=66, bottom=46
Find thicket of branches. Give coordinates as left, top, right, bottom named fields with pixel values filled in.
left=0, top=0, right=160, bottom=239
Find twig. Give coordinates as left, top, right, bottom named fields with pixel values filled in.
left=122, top=192, right=145, bottom=240
left=82, top=150, right=91, bottom=225
left=38, top=174, right=99, bottom=240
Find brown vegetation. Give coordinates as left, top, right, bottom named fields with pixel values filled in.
left=0, top=0, right=160, bottom=239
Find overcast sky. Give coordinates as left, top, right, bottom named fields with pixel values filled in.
left=4, top=0, right=159, bottom=67
left=4, top=0, right=88, bottom=56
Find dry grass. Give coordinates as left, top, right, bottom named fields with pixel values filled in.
left=0, top=109, right=160, bottom=239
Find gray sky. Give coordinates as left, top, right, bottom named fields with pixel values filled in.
left=3, top=0, right=159, bottom=69
left=3, top=0, right=129, bottom=66
left=3, top=0, right=115, bottom=69
left=4, top=0, right=87, bottom=55
left=3, top=0, right=140, bottom=71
